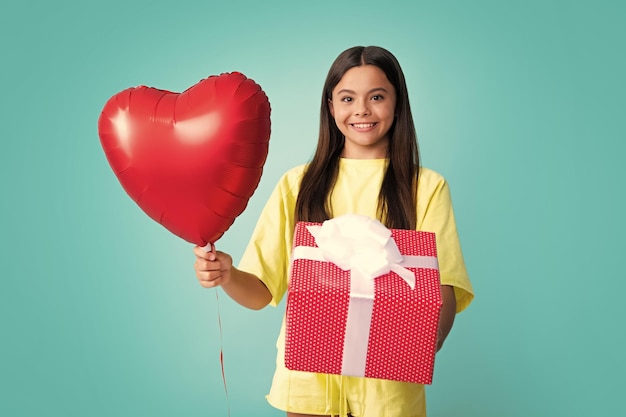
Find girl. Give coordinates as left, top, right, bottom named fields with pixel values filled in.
left=193, top=45, right=474, bottom=417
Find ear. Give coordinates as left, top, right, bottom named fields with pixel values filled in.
left=328, top=98, right=334, bottom=118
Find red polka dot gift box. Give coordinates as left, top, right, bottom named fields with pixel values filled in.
left=284, top=214, right=442, bottom=385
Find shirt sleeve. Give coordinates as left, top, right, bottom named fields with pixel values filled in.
left=417, top=171, right=474, bottom=312
left=237, top=169, right=301, bottom=307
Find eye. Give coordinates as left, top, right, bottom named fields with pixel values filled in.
left=371, top=94, right=384, bottom=101
left=341, top=96, right=353, bottom=103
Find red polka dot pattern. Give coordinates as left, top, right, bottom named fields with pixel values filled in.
left=284, top=222, right=442, bottom=385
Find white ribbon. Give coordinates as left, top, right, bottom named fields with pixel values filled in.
left=291, top=214, right=439, bottom=377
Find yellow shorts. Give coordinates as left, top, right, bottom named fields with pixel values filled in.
left=267, top=327, right=426, bottom=417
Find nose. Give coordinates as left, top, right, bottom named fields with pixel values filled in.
left=355, top=99, right=370, bottom=117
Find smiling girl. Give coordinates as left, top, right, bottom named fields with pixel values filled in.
left=193, top=46, right=474, bottom=417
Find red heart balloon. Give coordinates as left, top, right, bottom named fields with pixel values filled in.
left=98, top=72, right=271, bottom=246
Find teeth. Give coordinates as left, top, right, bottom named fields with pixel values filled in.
left=353, top=123, right=375, bottom=128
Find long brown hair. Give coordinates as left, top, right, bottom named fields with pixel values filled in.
left=296, top=46, right=420, bottom=230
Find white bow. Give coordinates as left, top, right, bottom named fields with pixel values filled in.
left=306, top=214, right=416, bottom=289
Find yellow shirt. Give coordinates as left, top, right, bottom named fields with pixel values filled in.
left=239, top=158, right=474, bottom=311
left=238, top=158, right=474, bottom=415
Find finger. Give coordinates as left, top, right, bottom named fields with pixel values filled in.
left=200, top=279, right=221, bottom=288
left=195, top=258, right=221, bottom=273
left=193, top=246, right=208, bottom=258
left=193, top=246, right=216, bottom=261
left=197, top=272, right=224, bottom=288
left=208, top=243, right=217, bottom=261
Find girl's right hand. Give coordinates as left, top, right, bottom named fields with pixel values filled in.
left=193, top=245, right=233, bottom=288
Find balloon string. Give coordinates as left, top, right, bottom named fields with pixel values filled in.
left=204, top=243, right=230, bottom=416
left=216, top=289, right=230, bottom=417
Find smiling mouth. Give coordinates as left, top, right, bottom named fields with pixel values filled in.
left=351, top=123, right=377, bottom=129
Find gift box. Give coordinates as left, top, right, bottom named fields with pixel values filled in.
left=284, top=214, right=442, bottom=384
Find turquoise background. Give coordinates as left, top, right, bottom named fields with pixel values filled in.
left=1, top=0, right=624, bottom=415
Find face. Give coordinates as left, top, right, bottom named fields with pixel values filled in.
left=329, top=65, right=397, bottom=159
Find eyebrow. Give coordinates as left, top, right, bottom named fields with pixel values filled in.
left=335, top=87, right=389, bottom=95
